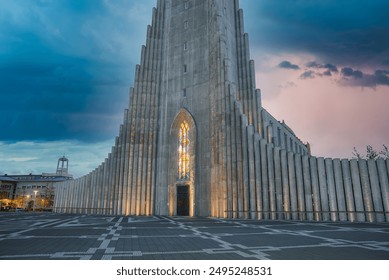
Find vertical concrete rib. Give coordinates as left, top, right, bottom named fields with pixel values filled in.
left=325, top=158, right=338, bottom=222
left=260, top=139, right=269, bottom=219
left=241, top=116, right=250, bottom=219
left=295, top=154, right=305, bottom=220
left=235, top=102, right=244, bottom=218
left=253, top=133, right=262, bottom=219
left=287, top=152, right=298, bottom=220
left=317, top=157, right=329, bottom=221
left=280, top=150, right=290, bottom=220
left=302, top=155, right=313, bottom=221
left=341, top=159, right=356, bottom=222
left=274, top=147, right=283, bottom=220
left=367, top=160, right=385, bottom=222
left=267, top=144, right=276, bottom=220
left=310, top=157, right=321, bottom=221
left=333, top=159, right=347, bottom=221
left=230, top=95, right=238, bottom=218
left=350, top=159, right=365, bottom=222
left=225, top=87, right=233, bottom=218
left=359, top=159, right=375, bottom=222
left=377, top=159, right=389, bottom=221
left=247, top=125, right=257, bottom=219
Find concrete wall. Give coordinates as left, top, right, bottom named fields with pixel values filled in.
left=231, top=128, right=389, bottom=222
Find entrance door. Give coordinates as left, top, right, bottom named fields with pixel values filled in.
left=177, top=185, right=190, bottom=216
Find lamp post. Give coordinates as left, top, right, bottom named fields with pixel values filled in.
left=26, top=195, right=30, bottom=209
left=33, top=190, right=38, bottom=211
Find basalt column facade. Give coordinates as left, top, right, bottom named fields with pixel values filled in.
left=54, top=0, right=389, bottom=222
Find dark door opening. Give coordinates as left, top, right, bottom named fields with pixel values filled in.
left=177, top=185, right=190, bottom=216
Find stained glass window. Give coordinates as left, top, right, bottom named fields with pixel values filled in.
left=178, top=121, right=190, bottom=180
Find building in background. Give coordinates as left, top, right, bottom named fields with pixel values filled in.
left=0, top=157, right=72, bottom=211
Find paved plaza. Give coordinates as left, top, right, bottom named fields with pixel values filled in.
left=0, top=213, right=388, bottom=260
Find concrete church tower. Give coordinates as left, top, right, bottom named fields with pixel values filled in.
left=55, top=0, right=389, bottom=223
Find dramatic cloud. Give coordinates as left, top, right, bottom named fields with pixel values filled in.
left=300, top=70, right=315, bottom=79
left=241, top=0, right=389, bottom=66
left=341, top=67, right=363, bottom=79
left=306, top=61, right=338, bottom=73
left=278, top=60, right=300, bottom=70
left=340, top=67, right=389, bottom=87
left=0, top=0, right=155, bottom=142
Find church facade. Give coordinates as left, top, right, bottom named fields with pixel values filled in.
left=54, top=0, right=389, bottom=222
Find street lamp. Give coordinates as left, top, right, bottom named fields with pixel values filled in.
left=26, top=195, right=30, bottom=209
left=33, top=190, right=38, bottom=211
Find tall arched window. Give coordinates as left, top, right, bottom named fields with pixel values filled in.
left=178, top=121, right=190, bottom=180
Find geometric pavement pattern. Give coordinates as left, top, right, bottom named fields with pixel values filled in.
left=0, top=213, right=388, bottom=260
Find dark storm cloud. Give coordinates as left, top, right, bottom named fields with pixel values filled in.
left=0, top=0, right=155, bottom=142
left=240, top=0, right=389, bottom=66
left=306, top=61, right=338, bottom=73
left=341, top=68, right=363, bottom=79
left=299, top=71, right=315, bottom=79
left=278, top=60, right=300, bottom=70
left=339, top=67, right=389, bottom=87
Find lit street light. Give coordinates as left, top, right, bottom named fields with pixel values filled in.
left=33, top=190, right=38, bottom=211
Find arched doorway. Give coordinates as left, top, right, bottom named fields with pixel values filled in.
left=168, top=109, right=196, bottom=216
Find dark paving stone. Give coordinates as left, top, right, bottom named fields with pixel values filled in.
left=120, top=228, right=191, bottom=236
left=0, top=213, right=388, bottom=260
left=19, top=228, right=107, bottom=236
left=266, top=246, right=389, bottom=260
left=113, top=236, right=220, bottom=253
left=197, top=227, right=272, bottom=234
left=314, top=231, right=389, bottom=242
left=0, top=238, right=100, bottom=255
left=221, top=233, right=325, bottom=247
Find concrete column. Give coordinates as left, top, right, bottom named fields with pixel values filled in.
left=241, top=116, right=250, bottom=219
left=253, top=133, right=262, bottom=220
left=260, top=139, right=269, bottom=219
left=274, top=147, right=283, bottom=220
left=358, top=160, right=375, bottom=222
left=340, top=160, right=355, bottom=222
left=350, top=159, right=365, bottom=222
left=102, top=159, right=109, bottom=215
left=280, top=150, right=290, bottom=219
left=92, top=169, right=98, bottom=214
left=302, top=156, right=313, bottom=221
left=79, top=176, right=85, bottom=214
left=377, top=159, right=389, bottom=222
left=310, top=157, right=321, bottom=221
left=73, top=179, right=79, bottom=214
left=235, top=102, right=244, bottom=218
left=288, top=152, right=298, bottom=220
left=317, top=157, right=329, bottom=221
left=247, top=126, right=257, bottom=219
left=333, top=159, right=347, bottom=221
left=295, top=154, right=305, bottom=220
left=367, top=160, right=385, bottom=222
left=325, top=158, right=338, bottom=222
left=267, top=144, right=276, bottom=220
left=107, top=152, right=114, bottom=215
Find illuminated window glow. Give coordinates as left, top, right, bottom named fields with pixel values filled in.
left=178, top=121, right=190, bottom=180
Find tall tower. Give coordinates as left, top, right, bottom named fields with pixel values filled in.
left=127, top=0, right=269, bottom=217
left=55, top=0, right=315, bottom=220
left=56, top=156, right=69, bottom=176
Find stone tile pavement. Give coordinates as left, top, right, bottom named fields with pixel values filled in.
left=0, top=213, right=388, bottom=260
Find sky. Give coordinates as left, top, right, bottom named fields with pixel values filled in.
left=0, top=0, right=388, bottom=178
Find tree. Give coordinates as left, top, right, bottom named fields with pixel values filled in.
left=353, top=145, right=389, bottom=160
